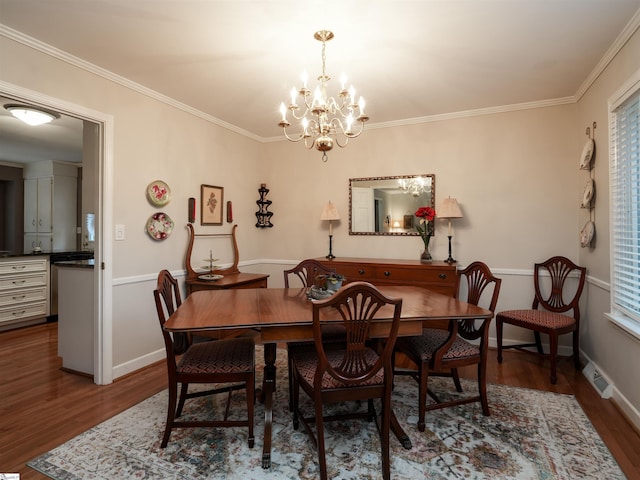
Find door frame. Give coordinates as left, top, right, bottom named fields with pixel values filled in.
left=1, top=80, right=114, bottom=384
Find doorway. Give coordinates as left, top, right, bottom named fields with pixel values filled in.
left=1, top=82, right=113, bottom=384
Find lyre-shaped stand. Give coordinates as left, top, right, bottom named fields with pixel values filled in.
left=185, top=223, right=240, bottom=280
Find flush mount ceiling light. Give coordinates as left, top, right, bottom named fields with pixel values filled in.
left=4, top=104, right=60, bottom=126
left=278, top=30, right=369, bottom=162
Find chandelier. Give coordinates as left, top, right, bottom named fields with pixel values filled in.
left=398, top=177, right=429, bottom=197
left=278, top=30, right=369, bottom=162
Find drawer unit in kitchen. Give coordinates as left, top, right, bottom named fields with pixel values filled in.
left=0, top=302, right=48, bottom=324
left=0, top=287, right=47, bottom=308
left=0, top=258, right=48, bottom=276
left=0, top=272, right=48, bottom=291
left=0, top=256, right=50, bottom=327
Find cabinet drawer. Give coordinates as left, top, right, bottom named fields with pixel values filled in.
left=0, top=302, right=47, bottom=324
left=375, top=266, right=456, bottom=285
left=332, top=264, right=375, bottom=283
left=0, top=259, right=48, bottom=275
left=0, top=287, right=47, bottom=307
left=0, top=273, right=48, bottom=291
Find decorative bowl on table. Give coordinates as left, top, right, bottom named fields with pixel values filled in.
left=307, top=286, right=335, bottom=300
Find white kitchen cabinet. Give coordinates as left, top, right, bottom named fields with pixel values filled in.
left=23, top=161, right=78, bottom=252
left=0, top=257, right=49, bottom=329
left=24, top=233, right=53, bottom=253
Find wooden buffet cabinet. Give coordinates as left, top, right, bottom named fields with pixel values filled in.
left=316, top=257, right=458, bottom=297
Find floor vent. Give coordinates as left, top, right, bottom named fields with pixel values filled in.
left=582, top=362, right=613, bottom=399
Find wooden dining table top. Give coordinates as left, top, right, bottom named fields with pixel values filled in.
left=163, top=285, right=493, bottom=337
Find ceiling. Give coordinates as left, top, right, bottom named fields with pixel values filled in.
left=1, top=0, right=639, bottom=164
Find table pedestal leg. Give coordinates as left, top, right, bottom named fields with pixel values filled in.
left=261, top=343, right=277, bottom=468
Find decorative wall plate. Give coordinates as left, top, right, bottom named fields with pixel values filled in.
left=146, top=212, right=174, bottom=240
left=147, top=180, right=171, bottom=206
left=580, top=220, right=595, bottom=247
left=579, top=138, right=595, bottom=170
left=580, top=179, right=595, bottom=208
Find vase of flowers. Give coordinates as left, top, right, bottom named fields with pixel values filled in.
left=415, top=206, right=436, bottom=263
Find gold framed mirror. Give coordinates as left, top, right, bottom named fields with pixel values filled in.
left=349, top=174, right=435, bottom=236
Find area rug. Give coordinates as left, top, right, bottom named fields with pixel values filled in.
left=28, top=348, right=625, bottom=480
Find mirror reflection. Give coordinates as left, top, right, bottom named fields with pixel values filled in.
left=349, top=174, right=435, bottom=236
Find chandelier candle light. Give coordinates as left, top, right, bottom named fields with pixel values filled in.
left=278, top=30, right=369, bottom=162
left=321, top=201, right=340, bottom=259
left=438, top=197, right=463, bottom=263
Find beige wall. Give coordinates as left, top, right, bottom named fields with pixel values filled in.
left=1, top=26, right=639, bottom=424
left=576, top=27, right=640, bottom=423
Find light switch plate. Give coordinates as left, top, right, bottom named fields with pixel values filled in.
left=115, top=224, right=125, bottom=241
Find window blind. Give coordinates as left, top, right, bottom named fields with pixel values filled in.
left=611, top=89, right=640, bottom=322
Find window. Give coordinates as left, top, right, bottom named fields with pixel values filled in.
left=609, top=69, right=640, bottom=334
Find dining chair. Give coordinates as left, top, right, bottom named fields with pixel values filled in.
left=284, top=258, right=346, bottom=410
left=496, top=256, right=587, bottom=384
left=290, top=281, right=403, bottom=480
left=153, top=269, right=255, bottom=448
left=394, top=261, right=501, bottom=432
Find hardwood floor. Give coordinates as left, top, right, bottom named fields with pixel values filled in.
left=1, top=322, right=639, bottom=478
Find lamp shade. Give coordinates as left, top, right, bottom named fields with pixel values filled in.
left=320, top=201, right=340, bottom=221
left=438, top=197, right=463, bottom=219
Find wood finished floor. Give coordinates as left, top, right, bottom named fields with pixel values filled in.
left=1, top=322, right=639, bottom=479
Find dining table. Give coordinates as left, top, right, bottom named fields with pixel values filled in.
left=163, top=285, right=493, bottom=469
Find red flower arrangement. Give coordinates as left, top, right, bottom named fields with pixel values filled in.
left=414, top=206, right=436, bottom=249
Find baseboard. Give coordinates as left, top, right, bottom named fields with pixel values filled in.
left=112, top=348, right=165, bottom=380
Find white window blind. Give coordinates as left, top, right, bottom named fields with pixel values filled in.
left=611, top=87, right=640, bottom=323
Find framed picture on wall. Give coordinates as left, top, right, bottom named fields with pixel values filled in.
left=201, top=184, right=224, bottom=225
left=403, top=214, right=413, bottom=229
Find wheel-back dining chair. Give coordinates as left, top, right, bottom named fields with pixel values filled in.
left=394, top=261, right=501, bottom=432
left=290, top=281, right=403, bottom=480
left=496, top=256, right=586, bottom=384
left=153, top=269, right=255, bottom=448
left=284, top=258, right=346, bottom=410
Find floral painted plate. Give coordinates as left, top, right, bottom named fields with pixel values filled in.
left=147, top=180, right=171, bottom=206
left=146, top=212, right=174, bottom=240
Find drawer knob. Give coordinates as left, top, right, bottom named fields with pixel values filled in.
left=358, top=269, right=365, bottom=275
left=439, top=274, right=448, bottom=279
left=384, top=271, right=391, bottom=277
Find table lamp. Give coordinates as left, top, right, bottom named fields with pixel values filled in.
left=320, top=201, right=340, bottom=259
left=438, top=197, right=463, bottom=263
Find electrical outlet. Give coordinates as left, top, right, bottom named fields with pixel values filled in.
left=115, top=224, right=125, bottom=241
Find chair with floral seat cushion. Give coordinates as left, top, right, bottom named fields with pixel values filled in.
left=291, top=281, right=403, bottom=480
left=496, top=256, right=586, bottom=384
left=394, top=261, right=501, bottom=432
left=284, top=258, right=346, bottom=411
left=153, top=269, right=255, bottom=448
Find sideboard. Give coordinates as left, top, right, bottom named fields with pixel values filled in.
left=316, top=257, right=458, bottom=297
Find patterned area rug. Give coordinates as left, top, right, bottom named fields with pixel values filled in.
left=28, top=348, right=624, bottom=480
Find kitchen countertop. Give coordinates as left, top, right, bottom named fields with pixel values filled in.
left=0, top=250, right=94, bottom=259
left=54, top=259, right=95, bottom=269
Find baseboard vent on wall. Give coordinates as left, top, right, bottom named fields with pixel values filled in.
left=582, top=362, right=613, bottom=399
